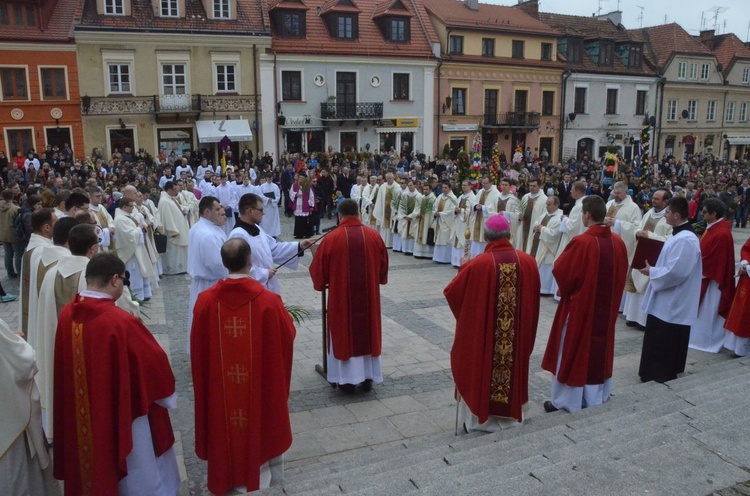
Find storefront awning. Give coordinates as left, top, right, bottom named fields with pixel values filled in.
left=196, top=120, right=253, bottom=143
left=682, top=135, right=695, bottom=145
left=727, top=136, right=750, bottom=145
left=281, top=126, right=328, bottom=132
left=375, top=127, right=417, bottom=133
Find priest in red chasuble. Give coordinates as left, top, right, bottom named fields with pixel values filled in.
left=724, top=236, right=750, bottom=356
left=53, top=253, right=179, bottom=496
left=309, top=199, right=389, bottom=393
left=191, top=238, right=296, bottom=495
left=689, top=198, right=736, bottom=353
left=541, top=196, right=628, bottom=413
left=446, top=214, right=540, bottom=431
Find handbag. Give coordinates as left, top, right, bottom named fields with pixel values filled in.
left=154, top=232, right=168, bottom=254
left=426, top=227, right=435, bottom=246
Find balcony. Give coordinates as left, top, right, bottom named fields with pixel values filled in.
left=81, top=94, right=259, bottom=116
left=320, top=102, right=383, bottom=122
left=483, top=111, right=541, bottom=129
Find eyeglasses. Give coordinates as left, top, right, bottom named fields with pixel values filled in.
left=253, top=206, right=264, bottom=212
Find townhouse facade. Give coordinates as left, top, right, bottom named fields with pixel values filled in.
left=74, top=0, right=270, bottom=163
left=424, top=0, right=563, bottom=162
left=261, top=0, right=438, bottom=159
left=0, top=0, right=84, bottom=158
left=535, top=9, right=660, bottom=163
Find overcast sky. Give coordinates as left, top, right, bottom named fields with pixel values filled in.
left=484, top=0, right=750, bottom=41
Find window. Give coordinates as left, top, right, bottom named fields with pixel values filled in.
left=701, top=63, right=710, bottom=81
left=635, top=90, right=647, bottom=115
left=740, top=102, right=748, bottom=122
left=41, top=68, right=66, bottom=100
left=628, top=44, right=642, bottom=68
left=0, top=68, right=27, bottom=100
left=280, top=12, right=304, bottom=37
left=690, top=63, right=698, bottom=80
left=104, top=0, right=124, bottom=15
left=484, top=89, right=498, bottom=124
left=541, top=43, right=552, bottom=61
left=686, top=100, right=697, bottom=121
left=392, top=73, right=409, bottom=101
left=387, top=18, right=408, bottom=42
left=162, top=64, right=186, bottom=95
left=706, top=100, right=716, bottom=121
left=743, top=68, right=750, bottom=85
left=213, top=0, right=229, bottom=19
left=482, top=38, right=495, bottom=57
left=335, top=14, right=356, bottom=39
left=107, top=64, right=131, bottom=94
left=605, top=88, right=618, bottom=115
left=215, top=64, right=236, bottom=93
left=667, top=99, right=678, bottom=121
left=449, top=35, right=463, bottom=55
left=678, top=62, right=687, bottom=79
left=512, top=40, right=525, bottom=59
left=726, top=101, right=735, bottom=122
left=573, top=87, right=586, bottom=114
left=514, top=90, right=527, bottom=113
left=599, top=42, right=613, bottom=66
left=542, top=91, right=554, bottom=116
left=7, top=129, right=33, bottom=157
left=0, top=3, right=36, bottom=25
left=451, top=88, right=466, bottom=115
left=161, top=0, right=178, bottom=17
left=567, top=38, right=583, bottom=64
left=281, top=71, right=301, bottom=101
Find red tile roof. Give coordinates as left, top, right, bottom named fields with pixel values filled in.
left=422, top=0, right=558, bottom=37
left=372, top=0, right=413, bottom=19
left=76, top=0, right=269, bottom=34
left=634, top=23, right=713, bottom=70
left=706, top=33, right=750, bottom=72
left=0, top=0, right=77, bottom=43
left=320, top=0, right=360, bottom=14
left=271, top=0, right=438, bottom=59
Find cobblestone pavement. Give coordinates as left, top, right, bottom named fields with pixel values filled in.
left=4, top=218, right=748, bottom=496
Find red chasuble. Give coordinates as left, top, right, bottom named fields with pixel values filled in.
left=309, top=216, right=389, bottom=360
left=445, top=239, right=540, bottom=424
left=191, top=277, right=296, bottom=495
left=700, top=220, right=736, bottom=318
left=725, top=237, right=750, bottom=337
left=541, top=225, right=628, bottom=387
left=53, top=295, right=175, bottom=495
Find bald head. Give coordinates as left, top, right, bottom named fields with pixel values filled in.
left=221, top=238, right=252, bottom=273
left=122, top=185, right=138, bottom=202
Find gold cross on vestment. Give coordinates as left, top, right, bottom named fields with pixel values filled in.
left=223, top=316, right=247, bottom=338
left=230, top=409, right=248, bottom=428
left=227, top=364, right=250, bottom=384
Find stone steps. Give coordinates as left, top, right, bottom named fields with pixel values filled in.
left=264, top=356, right=750, bottom=495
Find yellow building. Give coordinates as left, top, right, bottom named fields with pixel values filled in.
left=75, top=0, right=270, bottom=163
left=423, top=0, right=563, bottom=163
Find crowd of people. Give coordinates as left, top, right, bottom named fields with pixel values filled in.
left=1, top=142, right=749, bottom=495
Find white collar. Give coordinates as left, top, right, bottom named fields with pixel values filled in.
left=227, top=273, right=249, bottom=279
left=80, top=289, right=114, bottom=300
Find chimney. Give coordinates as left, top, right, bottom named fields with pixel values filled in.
left=595, top=10, right=622, bottom=27
left=699, top=29, right=715, bottom=48
left=514, top=0, right=538, bottom=19
left=464, top=0, right=478, bottom=11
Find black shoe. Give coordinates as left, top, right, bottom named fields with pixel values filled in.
left=543, top=400, right=559, bottom=413
left=338, top=383, right=356, bottom=394
left=625, top=320, right=645, bottom=330
left=360, top=379, right=373, bottom=392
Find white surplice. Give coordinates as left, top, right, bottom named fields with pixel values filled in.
left=186, top=218, right=228, bottom=354
left=259, top=182, right=282, bottom=237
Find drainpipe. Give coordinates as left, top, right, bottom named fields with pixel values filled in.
left=253, top=44, right=260, bottom=157
left=559, top=69, right=571, bottom=163
left=655, top=76, right=666, bottom=159
left=436, top=59, right=442, bottom=159
left=720, top=88, right=728, bottom=160
left=273, top=50, right=280, bottom=162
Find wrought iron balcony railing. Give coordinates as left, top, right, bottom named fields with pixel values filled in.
left=483, top=111, right=541, bottom=128
left=81, top=94, right=259, bottom=115
left=320, top=102, right=383, bottom=120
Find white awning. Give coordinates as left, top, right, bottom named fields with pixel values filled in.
left=727, top=136, right=750, bottom=145
left=195, top=120, right=253, bottom=143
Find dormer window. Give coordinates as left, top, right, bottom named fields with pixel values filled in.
left=213, top=0, right=229, bottom=19
left=161, top=0, right=178, bottom=17
left=274, top=10, right=305, bottom=38
left=105, top=0, right=125, bottom=15
left=0, top=3, right=36, bottom=26
left=334, top=14, right=357, bottom=40
left=373, top=0, right=412, bottom=43
left=599, top=41, right=613, bottom=66
left=567, top=38, right=582, bottom=64
left=628, top=43, right=643, bottom=68
left=388, top=18, right=408, bottom=42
